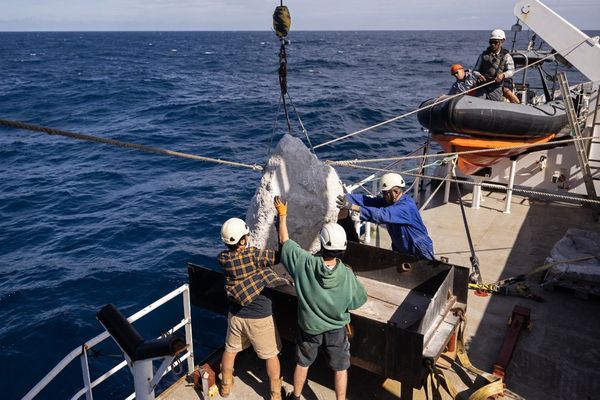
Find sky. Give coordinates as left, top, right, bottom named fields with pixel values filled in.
left=0, top=0, right=598, bottom=31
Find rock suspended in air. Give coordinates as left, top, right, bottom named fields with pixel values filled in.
left=246, top=134, right=343, bottom=253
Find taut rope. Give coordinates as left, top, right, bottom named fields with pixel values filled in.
left=0, top=118, right=264, bottom=172
left=313, top=37, right=591, bottom=150
left=327, top=136, right=598, bottom=166
left=337, top=162, right=600, bottom=205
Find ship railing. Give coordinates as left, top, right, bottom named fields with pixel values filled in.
left=345, top=174, right=382, bottom=247
left=23, top=284, right=195, bottom=400
left=344, top=144, right=433, bottom=247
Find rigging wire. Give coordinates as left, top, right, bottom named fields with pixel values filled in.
left=327, top=136, right=598, bottom=166
left=336, top=162, right=600, bottom=205
left=344, top=144, right=428, bottom=194
left=274, top=2, right=293, bottom=136
left=313, top=36, right=592, bottom=150
left=278, top=43, right=293, bottom=135
left=267, top=94, right=283, bottom=159
left=271, top=2, right=316, bottom=154
left=286, top=92, right=316, bottom=154
left=451, top=160, right=483, bottom=284
left=0, top=118, right=264, bottom=172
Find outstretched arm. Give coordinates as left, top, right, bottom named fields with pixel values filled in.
left=274, top=196, right=289, bottom=244
left=359, top=201, right=413, bottom=225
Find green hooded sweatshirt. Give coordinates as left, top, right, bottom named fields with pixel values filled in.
left=281, top=240, right=368, bottom=335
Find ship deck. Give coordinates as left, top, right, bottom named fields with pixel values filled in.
left=162, top=189, right=600, bottom=400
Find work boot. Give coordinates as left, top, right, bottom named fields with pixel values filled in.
left=285, top=392, right=301, bottom=400
left=219, top=368, right=234, bottom=398
left=270, top=377, right=283, bottom=400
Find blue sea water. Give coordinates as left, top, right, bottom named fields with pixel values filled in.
left=0, top=31, right=595, bottom=399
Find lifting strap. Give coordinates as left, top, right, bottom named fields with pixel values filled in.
left=425, top=310, right=504, bottom=400
left=468, top=254, right=600, bottom=298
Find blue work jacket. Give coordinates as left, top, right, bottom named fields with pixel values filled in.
left=347, top=193, right=434, bottom=260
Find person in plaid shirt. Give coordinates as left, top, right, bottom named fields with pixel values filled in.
left=217, top=217, right=289, bottom=400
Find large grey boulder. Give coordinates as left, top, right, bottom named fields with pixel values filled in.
left=246, top=134, right=343, bottom=253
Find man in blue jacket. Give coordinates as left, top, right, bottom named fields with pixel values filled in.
left=337, top=172, right=434, bottom=260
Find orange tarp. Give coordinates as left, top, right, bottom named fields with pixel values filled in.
left=433, top=134, right=556, bottom=175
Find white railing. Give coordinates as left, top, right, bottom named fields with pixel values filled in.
left=23, top=284, right=195, bottom=400
left=345, top=176, right=379, bottom=247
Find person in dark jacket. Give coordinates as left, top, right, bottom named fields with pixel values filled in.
left=474, top=29, right=516, bottom=102
left=273, top=197, right=367, bottom=400
left=448, top=63, right=480, bottom=95
left=337, top=172, right=434, bottom=260
left=217, top=217, right=289, bottom=400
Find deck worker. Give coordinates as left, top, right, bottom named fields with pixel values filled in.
left=336, top=172, right=435, bottom=260
left=273, top=197, right=367, bottom=400
left=448, top=63, right=480, bottom=95
left=217, top=217, right=289, bottom=400
left=474, top=29, right=518, bottom=103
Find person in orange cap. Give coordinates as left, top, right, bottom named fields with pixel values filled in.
left=448, top=64, right=480, bottom=95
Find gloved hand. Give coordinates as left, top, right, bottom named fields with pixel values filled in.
left=274, top=196, right=288, bottom=217
left=336, top=194, right=360, bottom=213
left=336, top=194, right=351, bottom=210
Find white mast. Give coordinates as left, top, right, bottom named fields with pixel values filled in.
left=514, top=0, right=600, bottom=82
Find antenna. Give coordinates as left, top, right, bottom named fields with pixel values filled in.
left=510, top=17, right=522, bottom=52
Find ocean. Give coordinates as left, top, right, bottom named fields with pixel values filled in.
left=0, top=31, right=593, bottom=399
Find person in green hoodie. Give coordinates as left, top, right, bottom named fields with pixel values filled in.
left=273, top=196, right=367, bottom=400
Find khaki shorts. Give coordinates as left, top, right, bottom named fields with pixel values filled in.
left=225, top=314, right=282, bottom=359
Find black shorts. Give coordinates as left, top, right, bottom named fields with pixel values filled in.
left=296, top=327, right=350, bottom=371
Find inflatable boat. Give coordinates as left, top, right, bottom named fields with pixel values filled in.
left=417, top=95, right=568, bottom=139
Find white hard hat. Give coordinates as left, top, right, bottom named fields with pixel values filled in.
left=319, top=223, right=347, bottom=251
left=221, top=218, right=250, bottom=245
left=490, top=29, right=506, bottom=40
left=380, top=173, right=406, bottom=192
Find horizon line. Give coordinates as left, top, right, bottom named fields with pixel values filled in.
left=1, top=28, right=599, bottom=33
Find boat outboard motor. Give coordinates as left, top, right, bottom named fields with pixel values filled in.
left=97, top=304, right=187, bottom=400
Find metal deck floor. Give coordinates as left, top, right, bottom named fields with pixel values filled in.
left=162, top=190, right=600, bottom=400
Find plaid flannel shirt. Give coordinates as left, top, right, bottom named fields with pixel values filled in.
left=217, top=246, right=288, bottom=306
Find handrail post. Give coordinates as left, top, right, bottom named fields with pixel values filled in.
left=373, top=178, right=380, bottom=248
left=79, top=345, right=93, bottom=400
left=444, top=162, right=451, bottom=204
left=504, top=158, right=518, bottom=214
left=364, top=179, right=377, bottom=244
left=471, top=177, right=482, bottom=209
left=132, top=359, right=155, bottom=400
left=413, top=176, right=420, bottom=205
left=182, top=285, right=195, bottom=375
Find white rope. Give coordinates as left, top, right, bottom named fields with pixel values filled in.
left=419, top=168, right=450, bottom=211
left=327, top=136, right=598, bottom=166
left=0, top=118, right=264, bottom=172
left=338, top=162, right=600, bottom=205
left=313, top=37, right=591, bottom=150
left=400, top=155, right=457, bottom=174
left=345, top=143, right=427, bottom=190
